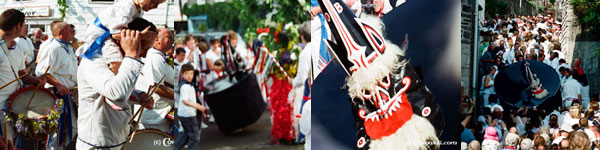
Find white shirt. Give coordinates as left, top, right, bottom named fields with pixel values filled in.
left=550, top=58, right=559, bottom=69
left=173, top=58, right=188, bottom=108
left=76, top=57, right=143, bottom=149
left=37, top=38, right=53, bottom=58
left=134, top=48, right=174, bottom=124
left=184, top=47, right=201, bottom=70
left=0, top=39, right=24, bottom=109
left=177, top=84, right=197, bottom=117
left=543, top=58, right=551, bottom=66
left=36, top=39, right=78, bottom=89
left=562, top=76, right=582, bottom=100
left=310, top=14, right=331, bottom=81
left=206, top=48, right=221, bottom=63
left=556, top=63, right=571, bottom=74
left=14, top=37, right=35, bottom=64
left=300, top=100, right=311, bottom=150
left=83, top=0, right=142, bottom=60
left=503, top=48, right=515, bottom=64
left=293, top=42, right=312, bottom=88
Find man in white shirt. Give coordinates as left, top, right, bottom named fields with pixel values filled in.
left=36, top=21, right=79, bottom=148
left=503, top=42, right=516, bottom=64
left=14, top=25, right=35, bottom=66
left=37, top=21, right=78, bottom=97
left=560, top=67, right=582, bottom=108
left=134, top=28, right=175, bottom=133
left=0, top=8, right=46, bottom=145
left=556, top=59, right=570, bottom=74
left=76, top=18, right=155, bottom=150
left=550, top=52, right=559, bottom=69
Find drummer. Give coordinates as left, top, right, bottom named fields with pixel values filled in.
left=76, top=18, right=155, bottom=149
left=134, top=28, right=175, bottom=133
left=0, top=9, right=46, bottom=143
left=36, top=21, right=79, bottom=147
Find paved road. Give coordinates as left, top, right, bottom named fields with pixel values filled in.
left=198, top=110, right=303, bottom=150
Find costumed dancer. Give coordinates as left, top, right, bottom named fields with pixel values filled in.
left=0, top=9, right=46, bottom=147
left=133, top=28, right=175, bottom=133
left=76, top=18, right=156, bottom=149
left=316, top=0, right=444, bottom=149
left=36, top=21, right=79, bottom=148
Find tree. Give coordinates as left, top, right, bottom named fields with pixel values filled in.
left=571, top=0, right=600, bottom=39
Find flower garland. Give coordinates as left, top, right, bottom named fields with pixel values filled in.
left=269, top=76, right=294, bottom=144
left=5, top=98, right=64, bottom=139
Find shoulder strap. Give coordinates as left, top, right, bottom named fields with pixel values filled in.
left=0, top=40, right=22, bottom=83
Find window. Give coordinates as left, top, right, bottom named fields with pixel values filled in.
left=29, top=25, right=46, bottom=32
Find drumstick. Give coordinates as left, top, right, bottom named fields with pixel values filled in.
left=128, top=75, right=167, bottom=125
left=26, top=66, right=50, bottom=110
left=0, top=73, right=28, bottom=90
left=4, top=120, right=7, bottom=145
left=129, top=75, right=166, bottom=142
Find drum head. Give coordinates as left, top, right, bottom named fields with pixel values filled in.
left=122, top=129, right=174, bottom=150
left=10, top=87, right=57, bottom=119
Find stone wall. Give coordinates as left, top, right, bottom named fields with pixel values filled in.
left=556, top=0, right=578, bottom=64
left=556, top=0, right=600, bottom=97
left=461, top=0, right=474, bottom=97
left=572, top=42, right=600, bottom=97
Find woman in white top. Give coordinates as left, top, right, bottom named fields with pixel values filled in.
left=481, top=66, right=497, bottom=107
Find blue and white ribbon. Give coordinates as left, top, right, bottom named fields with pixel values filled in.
left=82, top=18, right=110, bottom=59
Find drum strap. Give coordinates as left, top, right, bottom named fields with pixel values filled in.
left=57, top=93, right=74, bottom=146
left=77, top=137, right=126, bottom=149
left=0, top=39, right=22, bottom=86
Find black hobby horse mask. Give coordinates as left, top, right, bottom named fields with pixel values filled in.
left=316, top=0, right=445, bottom=149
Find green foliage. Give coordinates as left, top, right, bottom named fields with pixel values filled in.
left=571, top=0, right=600, bottom=38
left=182, top=2, right=240, bottom=31
left=182, top=0, right=310, bottom=78
left=485, top=0, right=509, bottom=17
left=57, top=0, right=69, bottom=20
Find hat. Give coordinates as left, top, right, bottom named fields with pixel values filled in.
left=484, top=127, right=499, bottom=141
left=504, top=133, right=520, bottom=147
left=521, top=138, right=533, bottom=150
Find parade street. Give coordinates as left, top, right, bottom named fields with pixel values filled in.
left=198, top=110, right=303, bottom=150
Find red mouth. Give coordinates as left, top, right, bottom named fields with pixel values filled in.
left=360, top=77, right=413, bottom=140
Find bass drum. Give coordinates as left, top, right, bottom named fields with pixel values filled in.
left=204, top=72, right=266, bottom=132
left=495, top=60, right=561, bottom=110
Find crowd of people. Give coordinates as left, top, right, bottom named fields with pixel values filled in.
left=462, top=13, right=599, bottom=150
